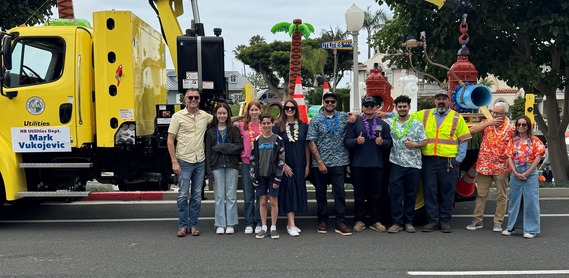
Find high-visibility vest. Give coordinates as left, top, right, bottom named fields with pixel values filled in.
left=416, top=109, right=463, bottom=157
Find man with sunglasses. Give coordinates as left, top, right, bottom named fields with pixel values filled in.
left=168, top=89, right=213, bottom=237
left=466, top=102, right=515, bottom=232
left=307, top=91, right=353, bottom=236
left=344, top=96, right=392, bottom=233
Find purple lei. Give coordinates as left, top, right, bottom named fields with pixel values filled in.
left=513, top=136, right=531, bottom=167
left=362, top=114, right=378, bottom=139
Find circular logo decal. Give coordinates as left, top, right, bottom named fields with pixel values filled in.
left=26, top=96, right=46, bottom=115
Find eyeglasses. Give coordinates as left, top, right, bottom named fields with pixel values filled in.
left=324, top=100, right=336, bottom=104
left=516, top=123, right=528, bottom=127
left=363, top=104, right=375, bottom=108
left=284, top=106, right=296, bottom=111
left=492, top=112, right=506, bottom=116
left=187, top=96, right=200, bottom=101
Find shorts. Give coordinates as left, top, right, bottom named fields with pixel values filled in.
left=255, top=176, right=279, bottom=197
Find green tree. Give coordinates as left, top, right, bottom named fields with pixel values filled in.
left=271, top=19, right=315, bottom=99
left=301, top=46, right=328, bottom=87
left=363, top=6, right=390, bottom=59
left=374, top=0, right=569, bottom=183
left=0, top=0, right=57, bottom=30
left=319, top=26, right=353, bottom=90
left=510, top=96, right=526, bottom=121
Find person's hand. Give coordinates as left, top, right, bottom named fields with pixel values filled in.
left=272, top=183, right=280, bottom=189
left=515, top=172, right=526, bottom=181
left=305, top=165, right=310, bottom=177
left=405, top=138, right=414, bottom=149
left=489, top=117, right=504, bottom=127
left=317, top=160, right=328, bottom=174
left=375, top=133, right=383, bottom=145
left=172, top=161, right=181, bottom=175
left=375, top=110, right=387, bottom=118
left=347, top=113, right=357, bottom=123
left=284, top=164, right=294, bottom=177
left=357, top=132, right=365, bottom=144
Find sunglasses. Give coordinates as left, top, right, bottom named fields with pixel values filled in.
left=284, top=106, right=296, bottom=111
left=324, top=100, right=336, bottom=104
left=187, top=96, right=200, bottom=100
left=516, top=123, right=528, bottom=127
left=363, top=104, right=375, bottom=108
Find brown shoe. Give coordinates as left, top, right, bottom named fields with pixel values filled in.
left=177, top=228, right=187, bottom=237
left=405, top=224, right=416, bottom=233
left=317, top=223, right=327, bottom=234
left=369, top=222, right=386, bottom=232
left=335, top=223, right=352, bottom=236
left=387, top=224, right=403, bottom=234
left=353, top=221, right=366, bottom=232
left=190, top=227, right=201, bottom=236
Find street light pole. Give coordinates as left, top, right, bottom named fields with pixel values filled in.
left=345, top=3, right=365, bottom=113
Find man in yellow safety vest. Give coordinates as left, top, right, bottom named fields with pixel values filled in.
left=415, top=91, right=472, bottom=233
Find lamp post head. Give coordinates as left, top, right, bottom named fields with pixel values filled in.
left=345, top=3, right=365, bottom=32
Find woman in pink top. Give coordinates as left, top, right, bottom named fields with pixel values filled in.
left=238, top=100, right=263, bottom=234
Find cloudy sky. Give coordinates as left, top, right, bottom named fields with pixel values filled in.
left=54, top=0, right=389, bottom=72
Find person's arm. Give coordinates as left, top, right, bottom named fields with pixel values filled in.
left=167, top=132, right=180, bottom=175
left=273, top=139, right=286, bottom=187
left=213, top=130, right=244, bottom=155
left=469, top=118, right=502, bottom=134
left=344, top=123, right=358, bottom=149
left=304, top=142, right=310, bottom=177
left=309, top=141, right=327, bottom=174
left=205, top=130, right=214, bottom=178
left=379, top=121, right=392, bottom=148
left=249, top=141, right=258, bottom=186
left=456, top=140, right=467, bottom=163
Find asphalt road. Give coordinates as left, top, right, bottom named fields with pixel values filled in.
left=1, top=199, right=569, bottom=277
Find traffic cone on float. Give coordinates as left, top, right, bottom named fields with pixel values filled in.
left=323, top=81, right=330, bottom=94
left=456, top=163, right=477, bottom=197
left=293, top=76, right=309, bottom=123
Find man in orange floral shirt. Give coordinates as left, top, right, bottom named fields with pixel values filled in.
left=466, top=102, right=516, bottom=232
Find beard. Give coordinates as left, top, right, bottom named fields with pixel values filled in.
left=436, top=103, right=447, bottom=114
left=397, top=111, right=408, bottom=117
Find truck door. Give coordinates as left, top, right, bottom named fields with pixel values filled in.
left=2, top=31, right=79, bottom=149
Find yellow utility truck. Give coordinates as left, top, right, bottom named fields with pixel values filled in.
left=0, top=0, right=226, bottom=206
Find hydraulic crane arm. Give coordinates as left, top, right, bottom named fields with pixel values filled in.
left=149, top=0, right=184, bottom=72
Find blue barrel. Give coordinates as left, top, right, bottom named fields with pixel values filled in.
left=454, top=84, right=492, bottom=109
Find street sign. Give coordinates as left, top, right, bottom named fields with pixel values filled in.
left=320, top=40, right=352, bottom=50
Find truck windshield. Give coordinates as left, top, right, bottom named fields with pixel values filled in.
left=7, top=37, right=65, bottom=87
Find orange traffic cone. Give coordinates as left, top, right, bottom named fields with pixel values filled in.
left=323, top=81, right=330, bottom=94
left=294, top=76, right=309, bottom=123
left=456, top=163, right=477, bottom=196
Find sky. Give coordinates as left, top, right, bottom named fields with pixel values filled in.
left=54, top=0, right=389, bottom=73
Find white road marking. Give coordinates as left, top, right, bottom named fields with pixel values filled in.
left=408, top=270, right=569, bottom=276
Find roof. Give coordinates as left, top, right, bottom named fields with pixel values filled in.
left=165, top=69, right=248, bottom=92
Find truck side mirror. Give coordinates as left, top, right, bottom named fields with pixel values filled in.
left=2, top=35, right=13, bottom=70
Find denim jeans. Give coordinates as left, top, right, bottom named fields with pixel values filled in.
left=241, top=163, right=260, bottom=227
left=506, top=164, right=540, bottom=234
left=213, top=168, right=239, bottom=228
left=314, top=166, right=346, bottom=226
left=177, top=159, right=205, bottom=229
left=389, top=164, right=420, bottom=226
left=421, top=156, right=459, bottom=225
left=351, top=166, right=383, bottom=224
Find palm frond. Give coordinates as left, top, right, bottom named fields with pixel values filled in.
left=303, top=23, right=315, bottom=33
left=271, top=22, right=292, bottom=34
left=298, top=24, right=314, bottom=39
left=288, top=23, right=297, bottom=36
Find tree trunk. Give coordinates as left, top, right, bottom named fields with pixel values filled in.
left=288, top=21, right=303, bottom=99
left=538, top=89, right=569, bottom=183
left=259, top=68, right=280, bottom=96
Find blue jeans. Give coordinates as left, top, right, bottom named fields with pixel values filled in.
left=506, top=164, right=540, bottom=234
left=241, top=164, right=260, bottom=227
left=213, top=168, right=239, bottom=228
left=314, top=166, right=346, bottom=226
left=389, top=164, right=420, bottom=226
left=421, top=156, right=459, bottom=225
left=177, top=159, right=205, bottom=229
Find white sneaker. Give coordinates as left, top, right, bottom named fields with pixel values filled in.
left=225, top=227, right=234, bottom=234
left=287, top=227, right=300, bottom=237
left=216, top=227, right=225, bottom=235
left=502, top=229, right=512, bottom=236
left=244, top=226, right=253, bottom=234
left=493, top=223, right=503, bottom=232
left=287, top=225, right=302, bottom=233
left=254, top=226, right=262, bottom=234
left=523, top=232, right=536, bottom=239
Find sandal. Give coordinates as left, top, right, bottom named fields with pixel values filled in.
left=190, top=227, right=201, bottom=236
left=177, top=228, right=187, bottom=237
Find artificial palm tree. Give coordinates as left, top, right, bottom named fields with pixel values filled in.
left=271, top=19, right=315, bottom=98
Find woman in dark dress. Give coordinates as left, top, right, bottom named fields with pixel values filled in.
left=274, top=99, right=310, bottom=237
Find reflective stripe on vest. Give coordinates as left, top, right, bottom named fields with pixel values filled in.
left=421, top=109, right=459, bottom=157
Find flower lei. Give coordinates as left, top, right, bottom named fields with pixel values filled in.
left=487, top=118, right=510, bottom=146
left=286, top=122, right=299, bottom=142
left=363, top=114, right=378, bottom=139
left=324, top=114, right=339, bottom=133
left=391, top=115, right=412, bottom=139
left=248, top=122, right=262, bottom=146
left=513, top=136, right=532, bottom=167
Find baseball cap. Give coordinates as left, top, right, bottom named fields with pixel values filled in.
left=322, top=91, right=337, bottom=100
left=362, top=96, right=377, bottom=106
left=434, top=90, right=449, bottom=98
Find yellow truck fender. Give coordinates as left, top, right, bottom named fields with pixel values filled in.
left=0, top=136, right=27, bottom=201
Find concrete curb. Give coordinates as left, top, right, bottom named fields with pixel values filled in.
left=80, top=187, right=569, bottom=201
